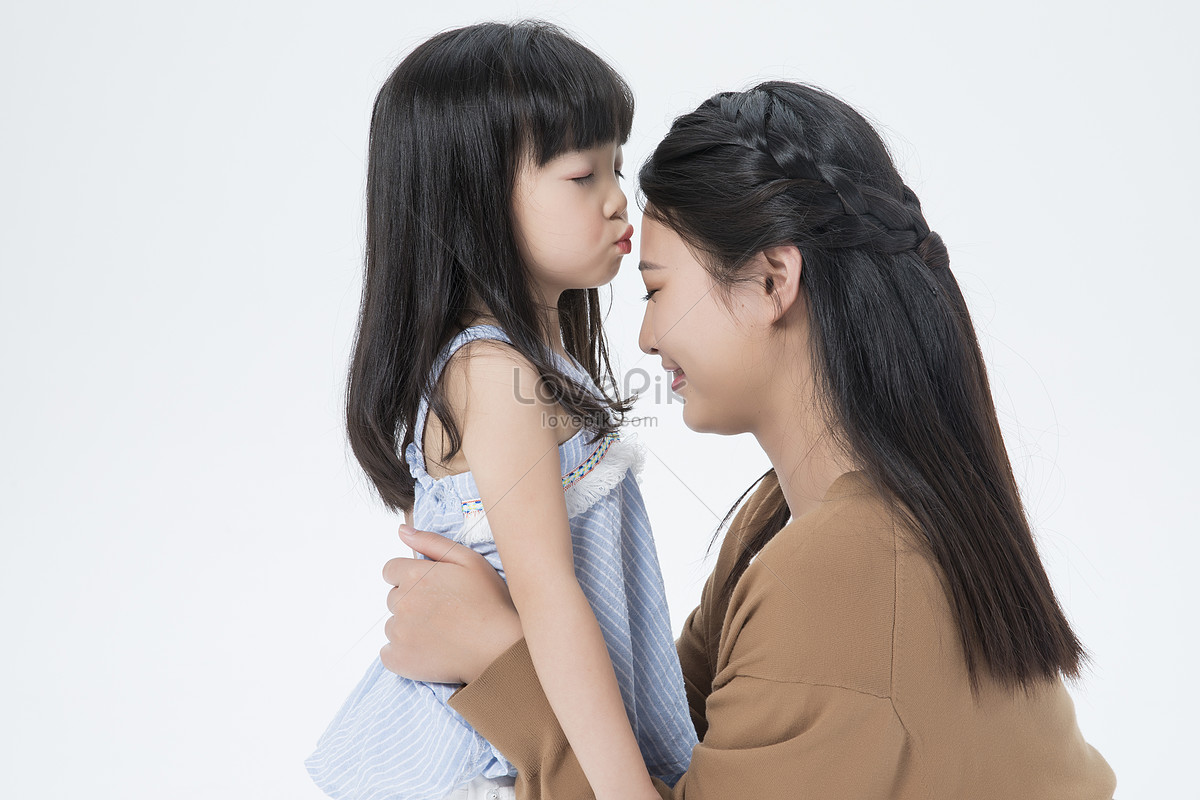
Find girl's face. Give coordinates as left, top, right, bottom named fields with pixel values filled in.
left=637, top=216, right=777, bottom=435
left=511, top=142, right=631, bottom=299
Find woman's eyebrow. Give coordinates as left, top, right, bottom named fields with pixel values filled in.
left=637, top=261, right=664, bottom=272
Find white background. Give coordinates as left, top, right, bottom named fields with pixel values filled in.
left=2, top=0, right=1195, bottom=797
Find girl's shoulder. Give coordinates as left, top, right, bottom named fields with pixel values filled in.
left=427, top=324, right=526, bottom=417
left=442, top=333, right=527, bottom=378
left=434, top=323, right=516, bottom=370
left=426, top=326, right=593, bottom=459
left=435, top=324, right=595, bottom=412
left=435, top=323, right=576, bottom=386
left=437, top=333, right=548, bottom=416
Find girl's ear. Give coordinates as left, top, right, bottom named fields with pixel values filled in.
left=759, top=245, right=803, bottom=324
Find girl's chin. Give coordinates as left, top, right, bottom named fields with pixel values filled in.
left=571, top=262, right=620, bottom=291
left=598, top=258, right=622, bottom=284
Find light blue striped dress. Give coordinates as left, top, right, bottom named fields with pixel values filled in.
left=306, top=325, right=697, bottom=800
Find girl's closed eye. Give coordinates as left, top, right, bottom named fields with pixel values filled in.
left=641, top=289, right=658, bottom=302
left=572, top=168, right=623, bottom=183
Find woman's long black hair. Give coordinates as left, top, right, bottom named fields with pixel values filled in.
left=641, top=82, right=1085, bottom=690
left=348, top=21, right=635, bottom=513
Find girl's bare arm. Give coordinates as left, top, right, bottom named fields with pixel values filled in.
left=447, top=342, right=659, bottom=800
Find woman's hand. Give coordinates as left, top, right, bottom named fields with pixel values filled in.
left=380, top=525, right=522, bottom=684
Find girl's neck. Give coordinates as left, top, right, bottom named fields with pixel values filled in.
left=465, top=291, right=570, bottom=361
left=534, top=286, right=569, bottom=360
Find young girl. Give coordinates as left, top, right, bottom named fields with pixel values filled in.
left=305, top=21, right=696, bottom=800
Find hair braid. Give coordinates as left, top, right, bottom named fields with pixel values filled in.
left=748, top=86, right=948, bottom=274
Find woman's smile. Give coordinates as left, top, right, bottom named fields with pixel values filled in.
left=666, top=366, right=686, bottom=392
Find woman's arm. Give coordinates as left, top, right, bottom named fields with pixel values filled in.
left=383, top=520, right=908, bottom=800
left=445, top=476, right=917, bottom=800
left=452, top=639, right=907, bottom=799
left=383, top=475, right=839, bottom=799
left=446, top=342, right=659, bottom=800
left=672, top=604, right=712, bottom=740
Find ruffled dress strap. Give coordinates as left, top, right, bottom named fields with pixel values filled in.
left=408, top=323, right=607, bottom=472
left=411, top=324, right=515, bottom=461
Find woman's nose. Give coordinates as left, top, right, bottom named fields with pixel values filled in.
left=638, top=308, right=656, bottom=355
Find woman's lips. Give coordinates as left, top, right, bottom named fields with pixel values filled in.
left=671, top=370, right=686, bottom=392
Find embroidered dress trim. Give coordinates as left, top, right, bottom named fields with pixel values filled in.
left=458, top=432, right=620, bottom=518
left=562, top=431, right=620, bottom=489
left=457, top=431, right=645, bottom=545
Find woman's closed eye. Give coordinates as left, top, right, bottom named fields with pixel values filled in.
left=641, top=289, right=658, bottom=302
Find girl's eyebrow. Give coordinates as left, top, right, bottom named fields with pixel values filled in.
left=637, top=261, right=664, bottom=272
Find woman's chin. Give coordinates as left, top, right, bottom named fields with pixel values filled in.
left=680, top=401, right=715, bottom=434
left=681, top=399, right=747, bottom=436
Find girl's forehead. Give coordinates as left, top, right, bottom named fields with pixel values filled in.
left=548, top=141, right=622, bottom=161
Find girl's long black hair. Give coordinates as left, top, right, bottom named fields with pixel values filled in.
left=348, top=21, right=634, bottom=513
left=640, top=82, right=1085, bottom=691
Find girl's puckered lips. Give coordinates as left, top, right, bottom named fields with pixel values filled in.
left=616, top=224, right=634, bottom=254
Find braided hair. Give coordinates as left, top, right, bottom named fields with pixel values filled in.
left=641, top=82, right=1085, bottom=690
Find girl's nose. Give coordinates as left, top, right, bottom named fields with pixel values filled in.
left=606, top=179, right=628, bottom=220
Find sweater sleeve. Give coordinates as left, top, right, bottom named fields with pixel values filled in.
left=671, top=474, right=783, bottom=741
left=673, top=603, right=712, bottom=741
left=449, top=636, right=911, bottom=799
left=448, top=475, right=917, bottom=799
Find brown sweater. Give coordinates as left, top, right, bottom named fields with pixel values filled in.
left=450, top=470, right=1117, bottom=799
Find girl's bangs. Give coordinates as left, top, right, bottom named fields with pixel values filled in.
left=509, top=30, right=634, bottom=163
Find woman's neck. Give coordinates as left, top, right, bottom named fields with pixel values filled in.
left=754, top=422, right=857, bottom=523
left=750, top=345, right=859, bottom=523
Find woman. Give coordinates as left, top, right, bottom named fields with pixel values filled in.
left=379, top=82, right=1117, bottom=798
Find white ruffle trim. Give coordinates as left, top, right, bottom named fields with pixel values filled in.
left=460, top=509, right=495, bottom=545
left=458, top=433, right=645, bottom=546
left=563, top=433, right=645, bottom=519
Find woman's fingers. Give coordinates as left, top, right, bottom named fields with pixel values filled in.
left=382, top=553, right=432, bottom=592
left=378, top=524, right=523, bottom=684
left=397, top=524, right=479, bottom=565
left=385, top=583, right=409, bottom=615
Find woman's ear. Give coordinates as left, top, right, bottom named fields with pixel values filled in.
left=759, top=245, right=803, bottom=323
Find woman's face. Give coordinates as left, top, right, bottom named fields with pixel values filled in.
left=637, top=216, right=775, bottom=435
